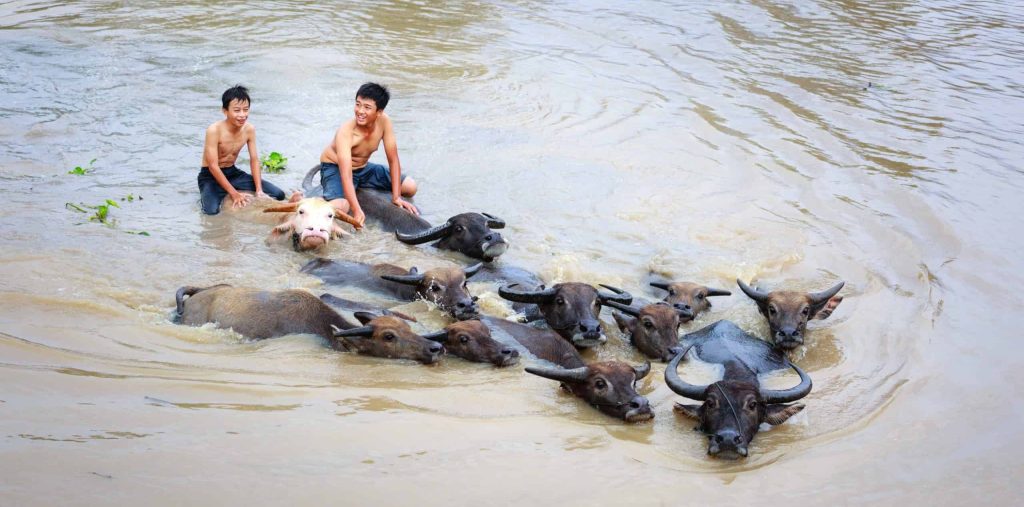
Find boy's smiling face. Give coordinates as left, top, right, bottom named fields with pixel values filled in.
left=354, top=96, right=380, bottom=127
left=222, top=98, right=250, bottom=128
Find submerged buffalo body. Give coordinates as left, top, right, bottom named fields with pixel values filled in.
left=301, top=258, right=482, bottom=320
left=498, top=283, right=632, bottom=348
left=174, top=285, right=443, bottom=363
left=737, top=279, right=844, bottom=350
left=665, top=320, right=812, bottom=458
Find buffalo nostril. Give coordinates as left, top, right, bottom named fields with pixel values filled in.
left=714, top=435, right=724, bottom=443
left=733, top=436, right=743, bottom=445
left=501, top=347, right=514, bottom=356
left=305, top=226, right=314, bottom=231
left=484, top=234, right=494, bottom=241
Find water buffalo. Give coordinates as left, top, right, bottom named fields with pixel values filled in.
left=301, top=258, right=481, bottom=320
left=173, top=285, right=442, bottom=363
left=736, top=279, right=844, bottom=350
left=421, top=319, right=520, bottom=367
left=497, top=283, right=633, bottom=348
left=649, top=281, right=731, bottom=321
left=302, top=165, right=510, bottom=262
left=664, top=320, right=812, bottom=458
left=477, top=316, right=653, bottom=422
left=607, top=301, right=683, bottom=361
left=526, top=360, right=654, bottom=423
left=263, top=197, right=361, bottom=252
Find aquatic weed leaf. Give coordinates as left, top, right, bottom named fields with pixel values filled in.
left=260, top=151, right=288, bottom=173
left=68, top=158, right=97, bottom=175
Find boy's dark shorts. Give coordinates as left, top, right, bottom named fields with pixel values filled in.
left=320, top=162, right=406, bottom=201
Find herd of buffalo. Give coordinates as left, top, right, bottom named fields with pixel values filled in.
left=175, top=177, right=845, bottom=459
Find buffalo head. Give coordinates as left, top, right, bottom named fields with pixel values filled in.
left=498, top=283, right=632, bottom=348
left=396, top=212, right=508, bottom=261
left=650, top=281, right=731, bottom=321
left=263, top=198, right=361, bottom=252
left=421, top=320, right=519, bottom=367
left=332, top=312, right=444, bottom=364
left=381, top=263, right=482, bottom=320
left=737, top=279, right=844, bottom=350
left=526, top=361, right=653, bottom=422
left=608, top=301, right=682, bottom=361
left=665, top=346, right=811, bottom=459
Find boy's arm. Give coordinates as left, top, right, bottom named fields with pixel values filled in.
left=247, top=125, right=266, bottom=197
left=203, top=125, right=250, bottom=208
left=382, top=117, right=418, bottom=215
left=334, top=125, right=365, bottom=226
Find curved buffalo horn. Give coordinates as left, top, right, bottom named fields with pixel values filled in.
left=498, top=284, right=558, bottom=303
left=736, top=279, right=769, bottom=302
left=333, top=326, right=373, bottom=338
left=808, top=281, right=845, bottom=304
left=380, top=271, right=427, bottom=286
left=262, top=202, right=300, bottom=213
left=463, top=262, right=483, bottom=279
left=524, top=365, right=589, bottom=383
left=664, top=344, right=708, bottom=401
left=420, top=330, right=449, bottom=343
left=597, top=284, right=633, bottom=304
left=760, top=362, right=813, bottom=404
left=481, top=213, right=506, bottom=229
left=603, top=300, right=640, bottom=316
left=395, top=221, right=453, bottom=245
left=706, top=288, right=732, bottom=297
left=633, top=361, right=651, bottom=380
left=381, top=309, right=417, bottom=323
left=649, top=281, right=671, bottom=292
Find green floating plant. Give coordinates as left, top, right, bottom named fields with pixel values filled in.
left=68, top=159, right=97, bottom=175
left=260, top=151, right=288, bottom=173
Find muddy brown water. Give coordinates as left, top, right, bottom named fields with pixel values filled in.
left=1, top=1, right=1022, bottom=505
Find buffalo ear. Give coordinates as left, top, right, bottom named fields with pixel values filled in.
left=764, top=403, right=805, bottom=425
left=331, top=224, right=351, bottom=239
left=812, top=296, right=843, bottom=320
left=353, top=311, right=376, bottom=325
left=673, top=403, right=701, bottom=419
left=612, top=312, right=635, bottom=334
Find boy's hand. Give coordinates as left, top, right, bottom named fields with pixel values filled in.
left=255, top=191, right=271, bottom=200
left=230, top=192, right=253, bottom=208
left=393, top=198, right=419, bottom=216
left=353, top=208, right=366, bottom=228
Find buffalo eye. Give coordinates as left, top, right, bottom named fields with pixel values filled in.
left=668, top=289, right=676, bottom=296
left=594, top=379, right=607, bottom=389
left=462, top=281, right=468, bottom=288
left=383, top=333, right=396, bottom=342
left=459, top=335, right=469, bottom=344
left=455, top=225, right=464, bottom=233
left=431, top=284, right=441, bottom=292
left=801, top=306, right=810, bottom=316
left=298, top=209, right=305, bottom=215
left=706, top=397, right=718, bottom=409
left=697, top=293, right=705, bottom=300
left=556, top=297, right=565, bottom=305
left=768, top=305, right=777, bottom=316
left=643, top=320, right=653, bottom=329
left=326, top=213, right=333, bottom=219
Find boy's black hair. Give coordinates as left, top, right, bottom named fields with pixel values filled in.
left=356, top=82, right=390, bottom=110
left=222, top=85, right=251, bottom=109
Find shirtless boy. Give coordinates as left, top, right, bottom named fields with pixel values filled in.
left=198, top=85, right=288, bottom=215
left=319, top=82, right=419, bottom=227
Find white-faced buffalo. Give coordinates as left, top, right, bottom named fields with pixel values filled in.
left=420, top=320, right=519, bottom=367
left=301, top=258, right=482, bottom=320
left=263, top=197, right=361, bottom=252
left=607, top=301, right=683, bottom=361
left=526, top=361, right=654, bottom=423
left=736, top=279, right=844, bottom=350
left=497, top=283, right=633, bottom=349
left=649, top=281, right=731, bottom=322
left=665, top=320, right=812, bottom=458
left=174, top=285, right=442, bottom=363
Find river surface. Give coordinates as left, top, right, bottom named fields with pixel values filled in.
left=1, top=1, right=1021, bottom=505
